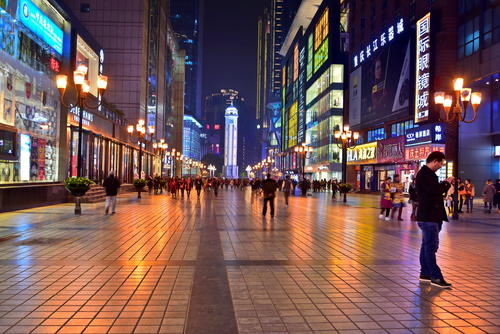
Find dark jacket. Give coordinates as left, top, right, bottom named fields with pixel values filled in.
left=103, top=175, right=121, bottom=196
left=416, top=165, right=450, bottom=223
left=262, top=178, right=278, bottom=198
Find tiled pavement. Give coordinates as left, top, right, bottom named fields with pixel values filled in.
left=0, top=189, right=499, bottom=333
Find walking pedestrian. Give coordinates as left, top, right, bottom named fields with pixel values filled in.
left=331, top=179, right=339, bottom=200
left=464, top=179, right=475, bottom=213
left=408, top=177, right=418, bottom=220
left=482, top=180, right=496, bottom=214
left=213, top=178, right=220, bottom=197
left=103, top=170, right=121, bottom=215
left=494, top=179, right=500, bottom=213
left=415, top=151, right=453, bottom=288
left=379, top=177, right=392, bottom=221
left=390, top=174, right=405, bottom=221
left=194, top=177, right=203, bottom=198
left=457, top=178, right=465, bottom=213
left=262, top=173, right=278, bottom=217
left=283, top=175, right=293, bottom=207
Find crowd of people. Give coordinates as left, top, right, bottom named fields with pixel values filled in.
left=380, top=174, right=500, bottom=221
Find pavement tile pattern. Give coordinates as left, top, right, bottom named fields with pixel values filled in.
left=0, top=190, right=499, bottom=333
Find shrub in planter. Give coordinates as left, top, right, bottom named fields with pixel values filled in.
left=133, top=179, right=147, bottom=189
left=338, top=183, right=353, bottom=203
left=65, top=177, right=94, bottom=196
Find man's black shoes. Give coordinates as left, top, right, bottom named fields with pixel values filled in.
left=419, top=274, right=431, bottom=283
left=430, top=278, right=452, bottom=288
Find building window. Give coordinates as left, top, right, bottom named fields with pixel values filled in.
left=367, top=128, right=385, bottom=142
left=391, top=120, right=416, bottom=137
left=288, top=102, right=298, bottom=147
left=293, top=44, right=299, bottom=82
left=314, top=8, right=329, bottom=50
left=458, top=16, right=480, bottom=59
left=307, top=34, right=313, bottom=80
left=483, top=6, right=500, bottom=49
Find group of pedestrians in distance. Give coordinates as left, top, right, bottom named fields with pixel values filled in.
left=381, top=173, right=500, bottom=221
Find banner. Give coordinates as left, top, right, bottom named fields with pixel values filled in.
left=377, top=136, right=405, bottom=163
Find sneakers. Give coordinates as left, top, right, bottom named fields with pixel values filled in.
left=379, top=214, right=384, bottom=219
left=419, top=274, right=431, bottom=283
left=431, top=278, right=452, bottom=289
left=385, top=217, right=391, bottom=221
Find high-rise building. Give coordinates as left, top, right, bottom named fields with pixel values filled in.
left=280, top=0, right=348, bottom=181
left=61, top=0, right=185, bottom=154
left=257, top=0, right=302, bottom=163
left=223, top=105, right=239, bottom=178
left=170, top=0, right=204, bottom=119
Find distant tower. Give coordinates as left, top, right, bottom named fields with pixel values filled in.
left=223, top=104, right=239, bottom=178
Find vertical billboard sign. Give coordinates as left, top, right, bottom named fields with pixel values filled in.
left=415, top=13, right=431, bottom=123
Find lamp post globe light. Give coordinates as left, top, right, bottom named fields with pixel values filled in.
left=334, top=125, right=360, bottom=183
left=294, top=143, right=314, bottom=181
left=434, top=77, right=482, bottom=220
left=127, top=120, right=154, bottom=198
left=56, top=66, right=108, bottom=178
left=152, top=139, right=168, bottom=177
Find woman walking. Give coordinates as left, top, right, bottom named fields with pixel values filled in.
left=379, top=177, right=393, bottom=221
left=464, top=179, right=475, bottom=213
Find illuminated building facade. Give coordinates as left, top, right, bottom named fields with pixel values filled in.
left=223, top=105, right=239, bottom=179
left=280, top=0, right=348, bottom=181
left=345, top=0, right=497, bottom=190
left=170, top=0, right=203, bottom=120
left=256, top=0, right=301, bottom=162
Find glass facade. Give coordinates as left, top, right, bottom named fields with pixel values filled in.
left=0, top=1, right=64, bottom=184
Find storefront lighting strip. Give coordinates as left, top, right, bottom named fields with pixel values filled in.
left=405, top=140, right=432, bottom=147
left=43, top=0, right=66, bottom=24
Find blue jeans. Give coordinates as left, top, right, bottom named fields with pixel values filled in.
left=417, top=221, right=443, bottom=280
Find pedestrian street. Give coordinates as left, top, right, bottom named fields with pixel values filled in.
left=0, top=190, right=498, bottom=334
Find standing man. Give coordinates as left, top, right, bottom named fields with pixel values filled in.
left=283, top=175, right=293, bottom=207
left=416, top=151, right=454, bottom=288
left=103, top=170, right=121, bottom=215
left=262, top=173, right=278, bottom=217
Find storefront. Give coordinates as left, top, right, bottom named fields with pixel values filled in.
left=347, top=142, right=377, bottom=191
left=405, top=123, right=448, bottom=181
left=0, top=0, right=69, bottom=185
left=67, top=105, right=159, bottom=184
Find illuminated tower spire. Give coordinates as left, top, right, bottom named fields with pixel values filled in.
left=223, top=103, right=239, bottom=178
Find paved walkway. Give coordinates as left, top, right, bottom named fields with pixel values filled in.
left=0, top=189, right=499, bottom=334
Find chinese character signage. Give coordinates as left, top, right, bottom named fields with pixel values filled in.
left=405, top=145, right=445, bottom=161
left=377, top=136, right=405, bottom=163
left=347, top=142, right=377, bottom=165
left=415, top=13, right=431, bottom=123
left=18, top=0, right=64, bottom=55
left=352, top=18, right=405, bottom=68
left=405, top=122, right=445, bottom=146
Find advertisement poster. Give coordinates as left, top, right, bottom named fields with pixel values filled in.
left=349, top=67, right=362, bottom=126
left=360, top=35, right=411, bottom=127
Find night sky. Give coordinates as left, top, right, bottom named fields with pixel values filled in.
left=202, top=0, right=269, bottom=112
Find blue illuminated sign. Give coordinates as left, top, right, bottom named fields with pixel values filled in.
left=19, top=0, right=63, bottom=54
left=405, top=122, right=445, bottom=146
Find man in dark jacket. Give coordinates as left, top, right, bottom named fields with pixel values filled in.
left=103, top=171, right=121, bottom=215
left=416, top=151, right=454, bottom=288
left=262, top=174, right=278, bottom=217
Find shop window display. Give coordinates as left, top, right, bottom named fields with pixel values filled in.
left=0, top=6, right=61, bottom=184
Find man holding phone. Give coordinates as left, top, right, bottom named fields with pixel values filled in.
left=415, top=151, right=454, bottom=288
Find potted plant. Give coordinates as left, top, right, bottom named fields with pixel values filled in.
left=64, top=177, right=94, bottom=215
left=338, top=183, right=353, bottom=203
left=133, top=178, right=147, bottom=198
left=65, top=177, right=94, bottom=196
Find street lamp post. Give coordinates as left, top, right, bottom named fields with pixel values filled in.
left=434, top=77, right=482, bottom=220
left=294, top=143, right=314, bottom=181
left=207, top=164, right=216, bottom=178
left=334, top=125, right=360, bottom=183
left=56, top=65, right=108, bottom=177
left=153, top=139, right=168, bottom=177
left=127, top=120, right=154, bottom=198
